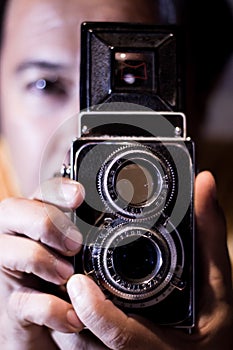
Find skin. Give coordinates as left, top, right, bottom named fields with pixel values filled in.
left=0, top=172, right=233, bottom=349
left=0, top=0, right=233, bottom=349
left=0, top=0, right=158, bottom=196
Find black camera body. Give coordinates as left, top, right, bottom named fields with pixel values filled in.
left=70, top=23, right=195, bottom=329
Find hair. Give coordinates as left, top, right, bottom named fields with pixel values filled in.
left=0, top=0, right=232, bottom=139
left=0, top=0, right=8, bottom=46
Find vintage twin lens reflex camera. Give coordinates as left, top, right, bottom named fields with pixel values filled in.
left=69, top=22, right=195, bottom=329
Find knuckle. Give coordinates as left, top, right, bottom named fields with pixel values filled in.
left=31, top=204, right=72, bottom=253
left=8, top=288, right=59, bottom=327
left=8, top=288, right=33, bottom=325
left=40, top=215, right=54, bottom=241
left=44, top=294, right=57, bottom=317
left=39, top=206, right=54, bottom=232
left=27, top=244, right=44, bottom=270
left=36, top=205, right=59, bottom=242
left=26, top=243, right=56, bottom=278
left=0, top=196, right=14, bottom=207
left=107, top=327, right=131, bottom=350
left=0, top=197, right=16, bottom=216
left=79, top=302, right=98, bottom=325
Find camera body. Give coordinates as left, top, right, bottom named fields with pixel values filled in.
left=70, top=23, right=195, bottom=329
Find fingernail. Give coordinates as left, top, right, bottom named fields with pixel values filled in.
left=67, top=308, right=83, bottom=330
left=61, top=182, right=85, bottom=206
left=61, top=182, right=78, bottom=201
left=63, top=226, right=83, bottom=252
left=55, top=259, right=74, bottom=281
left=67, top=275, right=83, bottom=299
left=208, top=173, right=219, bottom=208
left=77, top=183, right=85, bottom=199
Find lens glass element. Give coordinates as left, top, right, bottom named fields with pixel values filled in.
left=113, top=235, right=162, bottom=281
left=100, top=147, right=173, bottom=219
left=116, top=160, right=161, bottom=207
left=116, top=161, right=155, bottom=206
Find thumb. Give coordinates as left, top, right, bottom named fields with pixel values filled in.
left=195, top=171, right=232, bottom=298
left=67, top=274, right=167, bottom=350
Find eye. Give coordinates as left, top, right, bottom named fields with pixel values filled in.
left=27, top=77, right=68, bottom=98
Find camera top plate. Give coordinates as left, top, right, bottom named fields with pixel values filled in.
left=78, top=111, right=187, bottom=139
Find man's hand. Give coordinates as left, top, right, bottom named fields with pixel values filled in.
left=0, top=178, right=85, bottom=349
left=54, top=171, right=233, bottom=350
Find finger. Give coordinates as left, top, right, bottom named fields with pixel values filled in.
left=0, top=197, right=82, bottom=256
left=195, top=171, right=232, bottom=287
left=0, top=234, right=74, bottom=284
left=52, top=330, right=107, bottom=350
left=67, top=274, right=167, bottom=350
left=32, top=177, right=85, bottom=210
left=7, top=287, right=83, bottom=333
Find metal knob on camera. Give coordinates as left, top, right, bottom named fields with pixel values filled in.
left=60, top=164, right=71, bottom=178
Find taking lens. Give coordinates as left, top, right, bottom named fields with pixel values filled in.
left=86, top=224, right=180, bottom=305
left=113, top=235, right=162, bottom=281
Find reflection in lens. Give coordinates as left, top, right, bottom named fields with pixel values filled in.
left=113, top=235, right=162, bottom=281
left=116, top=161, right=155, bottom=206
left=123, top=73, right=136, bottom=84
left=101, top=148, right=169, bottom=219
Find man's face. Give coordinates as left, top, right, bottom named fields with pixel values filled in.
left=0, top=0, right=157, bottom=196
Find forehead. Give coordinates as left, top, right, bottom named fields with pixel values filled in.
left=2, top=0, right=157, bottom=61
left=3, top=0, right=157, bottom=35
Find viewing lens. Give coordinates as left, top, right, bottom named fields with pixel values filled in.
left=116, top=160, right=158, bottom=206
left=100, top=147, right=171, bottom=219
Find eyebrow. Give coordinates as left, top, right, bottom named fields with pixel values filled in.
left=15, top=60, right=69, bottom=74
